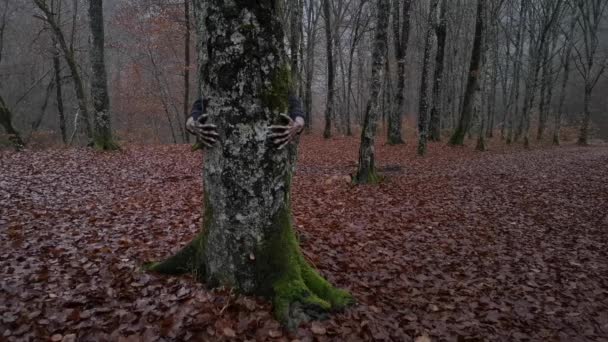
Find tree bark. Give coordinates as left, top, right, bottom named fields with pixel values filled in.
left=553, top=13, right=576, bottom=146
left=35, top=0, right=93, bottom=141
left=354, top=0, right=389, bottom=184
left=0, top=95, right=24, bottom=148
left=51, top=37, right=67, bottom=144
left=149, top=0, right=352, bottom=329
left=183, top=0, right=191, bottom=143
left=417, top=0, right=439, bottom=155
left=88, top=0, right=118, bottom=150
left=449, top=0, right=484, bottom=146
left=322, top=0, right=334, bottom=138
left=387, top=0, right=412, bottom=145
left=429, top=0, right=446, bottom=142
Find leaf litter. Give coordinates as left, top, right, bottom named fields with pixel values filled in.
left=1, top=137, right=607, bottom=341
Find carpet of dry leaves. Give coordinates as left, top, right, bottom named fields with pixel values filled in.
left=1, top=136, right=607, bottom=342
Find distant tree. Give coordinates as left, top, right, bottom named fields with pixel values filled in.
left=323, top=0, right=334, bottom=138
left=417, top=0, right=440, bottom=155
left=34, top=0, right=93, bottom=142
left=387, top=0, right=412, bottom=145
left=148, top=0, right=352, bottom=329
left=303, top=0, right=321, bottom=133
left=183, top=0, right=192, bottom=143
left=571, top=0, right=608, bottom=145
left=449, top=0, right=484, bottom=146
left=429, top=0, right=447, bottom=142
left=0, top=3, right=24, bottom=148
left=88, top=0, right=118, bottom=150
left=354, top=0, right=389, bottom=183
left=0, top=95, right=24, bottom=148
left=553, top=11, right=578, bottom=145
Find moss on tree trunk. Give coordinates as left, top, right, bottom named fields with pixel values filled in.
left=147, top=0, right=352, bottom=329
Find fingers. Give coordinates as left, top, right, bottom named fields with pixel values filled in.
left=197, top=114, right=209, bottom=124
left=279, top=113, right=294, bottom=123
left=268, top=131, right=289, bottom=139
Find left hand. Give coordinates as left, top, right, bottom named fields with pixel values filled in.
left=268, top=114, right=304, bottom=150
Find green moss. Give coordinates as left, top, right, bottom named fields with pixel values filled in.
left=261, top=64, right=292, bottom=113
left=258, top=201, right=353, bottom=328
left=191, top=142, right=203, bottom=151
left=93, top=137, right=120, bottom=151
left=239, top=24, right=257, bottom=32
left=353, top=168, right=383, bottom=185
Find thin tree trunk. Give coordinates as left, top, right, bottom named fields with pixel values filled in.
left=388, top=0, right=412, bottom=145
left=35, top=0, right=92, bottom=141
left=578, top=85, right=592, bottom=145
left=323, top=0, right=334, bottom=138
left=0, top=95, right=24, bottom=148
left=354, top=0, right=390, bottom=184
left=183, top=0, right=191, bottom=143
left=506, top=0, right=526, bottom=145
left=52, top=38, right=67, bottom=144
left=449, top=0, right=484, bottom=146
left=553, top=15, right=576, bottom=146
left=149, top=0, right=352, bottom=330
left=429, top=0, right=446, bottom=142
left=417, top=0, right=439, bottom=155
left=88, top=0, right=118, bottom=150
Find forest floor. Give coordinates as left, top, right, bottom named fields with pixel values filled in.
left=1, top=135, right=608, bottom=342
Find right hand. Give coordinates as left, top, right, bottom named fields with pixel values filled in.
left=186, top=115, right=219, bottom=147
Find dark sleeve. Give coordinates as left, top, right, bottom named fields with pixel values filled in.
left=190, top=98, right=203, bottom=121
left=288, top=95, right=304, bottom=121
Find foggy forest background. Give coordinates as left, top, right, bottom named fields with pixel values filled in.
left=1, top=0, right=607, bottom=148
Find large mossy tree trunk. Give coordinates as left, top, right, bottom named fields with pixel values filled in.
left=149, top=0, right=351, bottom=329
left=88, top=0, right=118, bottom=150
left=354, top=0, right=389, bottom=184
left=448, top=0, right=484, bottom=146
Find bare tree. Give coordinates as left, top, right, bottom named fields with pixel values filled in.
left=449, top=0, right=484, bottom=146
left=34, top=0, right=93, bottom=141
left=322, top=0, right=334, bottom=138
left=429, top=0, right=447, bottom=142
left=183, top=0, right=191, bottom=143
left=571, top=0, right=608, bottom=145
left=387, top=0, right=412, bottom=145
left=0, top=0, right=24, bottom=148
left=89, top=0, right=118, bottom=150
left=553, top=10, right=578, bottom=145
left=354, top=0, right=389, bottom=183
left=417, top=0, right=440, bottom=155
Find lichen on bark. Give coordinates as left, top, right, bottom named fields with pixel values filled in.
left=146, top=0, right=352, bottom=329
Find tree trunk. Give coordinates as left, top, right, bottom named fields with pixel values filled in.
left=417, top=0, right=439, bottom=155
left=149, top=0, right=352, bottom=329
left=0, top=95, right=24, bottom=148
left=183, top=0, right=191, bottom=143
left=35, top=0, right=92, bottom=141
left=578, top=85, right=592, bottom=145
left=449, top=0, right=484, bottom=146
left=88, top=0, right=117, bottom=150
left=354, top=0, right=389, bottom=184
left=52, top=39, right=67, bottom=144
left=429, top=0, right=446, bottom=142
left=322, top=0, right=334, bottom=138
left=553, top=14, right=576, bottom=146
left=303, top=0, right=318, bottom=133
left=388, top=0, right=411, bottom=145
